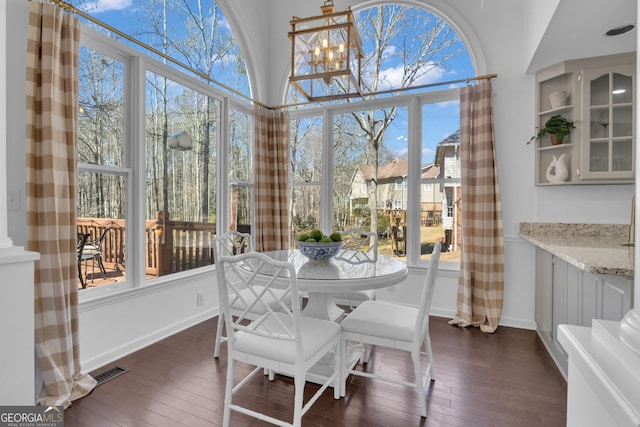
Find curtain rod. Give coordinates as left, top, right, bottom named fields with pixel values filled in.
left=47, top=0, right=497, bottom=111
left=47, top=0, right=269, bottom=108
left=278, top=73, right=498, bottom=109
left=368, top=73, right=498, bottom=97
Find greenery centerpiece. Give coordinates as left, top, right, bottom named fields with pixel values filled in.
left=529, top=114, right=575, bottom=145
left=296, top=229, right=343, bottom=261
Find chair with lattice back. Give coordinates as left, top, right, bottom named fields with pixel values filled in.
left=213, top=230, right=303, bottom=360
left=340, top=242, right=442, bottom=418
left=217, top=251, right=341, bottom=426
left=212, top=230, right=254, bottom=358
left=330, top=227, right=379, bottom=309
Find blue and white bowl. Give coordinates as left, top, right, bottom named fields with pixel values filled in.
left=297, top=241, right=342, bottom=261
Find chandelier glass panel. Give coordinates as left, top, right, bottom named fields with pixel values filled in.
left=289, top=0, right=363, bottom=102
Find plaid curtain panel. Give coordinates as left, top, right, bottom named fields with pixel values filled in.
left=449, top=80, right=505, bottom=333
left=25, top=2, right=96, bottom=408
left=253, top=106, right=290, bottom=252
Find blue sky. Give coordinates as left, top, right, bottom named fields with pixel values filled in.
left=71, top=0, right=473, bottom=165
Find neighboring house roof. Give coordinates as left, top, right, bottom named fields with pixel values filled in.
left=357, top=157, right=436, bottom=181
left=422, top=165, right=440, bottom=179
left=357, top=157, right=408, bottom=181
left=434, top=129, right=460, bottom=168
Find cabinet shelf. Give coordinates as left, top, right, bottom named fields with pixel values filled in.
left=538, top=143, right=573, bottom=151
left=534, top=53, right=635, bottom=185
left=538, top=105, right=573, bottom=116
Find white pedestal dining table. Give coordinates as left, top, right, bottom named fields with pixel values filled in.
left=260, top=249, right=408, bottom=386
left=262, top=249, right=408, bottom=321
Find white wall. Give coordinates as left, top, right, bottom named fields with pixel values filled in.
left=3, top=0, right=635, bottom=373
left=6, top=0, right=29, bottom=248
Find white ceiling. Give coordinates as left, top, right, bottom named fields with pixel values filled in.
left=527, top=0, right=637, bottom=73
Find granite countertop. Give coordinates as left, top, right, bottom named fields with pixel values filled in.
left=519, top=222, right=634, bottom=278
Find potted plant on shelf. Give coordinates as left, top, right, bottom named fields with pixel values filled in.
left=529, top=114, right=575, bottom=145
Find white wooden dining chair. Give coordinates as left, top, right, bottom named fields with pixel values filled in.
left=330, top=227, right=378, bottom=309
left=217, top=251, right=342, bottom=427
left=339, top=242, right=442, bottom=418
left=212, top=230, right=253, bottom=358
left=213, top=230, right=303, bottom=360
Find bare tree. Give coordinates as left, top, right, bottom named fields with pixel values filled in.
left=349, top=5, right=464, bottom=234
left=138, top=0, right=245, bottom=222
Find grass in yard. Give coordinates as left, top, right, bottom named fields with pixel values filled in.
left=378, top=226, right=460, bottom=262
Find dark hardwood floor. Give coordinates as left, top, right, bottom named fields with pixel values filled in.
left=64, top=316, right=567, bottom=426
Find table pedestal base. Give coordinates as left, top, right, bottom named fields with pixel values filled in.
left=302, top=291, right=345, bottom=322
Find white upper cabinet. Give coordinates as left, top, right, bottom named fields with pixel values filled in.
left=533, top=53, right=635, bottom=185
left=580, top=64, right=634, bottom=180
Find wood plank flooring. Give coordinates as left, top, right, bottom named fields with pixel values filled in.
left=64, top=316, right=567, bottom=426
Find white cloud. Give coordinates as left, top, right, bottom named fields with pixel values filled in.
left=378, top=62, right=446, bottom=90
left=381, top=45, right=396, bottom=61
left=422, top=147, right=435, bottom=161
left=81, top=0, right=132, bottom=13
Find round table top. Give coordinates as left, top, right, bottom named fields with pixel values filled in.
left=262, top=249, right=408, bottom=292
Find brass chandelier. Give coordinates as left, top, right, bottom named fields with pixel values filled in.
left=288, top=0, right=364, bottom=102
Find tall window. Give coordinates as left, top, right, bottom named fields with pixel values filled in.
left=144, top=70, right=219, bottom=279
left=228, top=107, right=253, bottom=233
left=288, top=4, right=472, bottom=266
left=77, top=45, right=128, bottom=286
left=76, top=1, right=251, bottom=290
left=290, top=116, right=323, bottom=235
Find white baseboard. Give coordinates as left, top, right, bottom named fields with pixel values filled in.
left=430, top=306, right=536, bottom=331
left=81, top=308, right=219, bottom=373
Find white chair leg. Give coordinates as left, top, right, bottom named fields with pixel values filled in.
left=222, top=358, right=235, bottom=427
left=411, top=350, right=428, bottom=418
left=334, top=342, right=341, bottom=399
left=362, top=343, right=371, bottom=364
left=214, top=312, right=225, bottom=358
left=293, top=374, right=305, bottom=427
left=340, top=338, right=347, bottom=397
left=423, top=330, right=436, bottom=380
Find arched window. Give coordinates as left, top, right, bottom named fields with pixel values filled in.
left=71, top=0, right=250, bottom=96
left=288, top=4, right=475, bottom=266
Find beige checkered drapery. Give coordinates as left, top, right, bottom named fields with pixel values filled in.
left=449, top=80, right=504, bottom=333
left=25, top=2, right=96, bottom=408
left=253, top=106, right=290, bottom=252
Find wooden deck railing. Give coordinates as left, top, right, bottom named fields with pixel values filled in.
left=78, top=212, right=250, bottom=278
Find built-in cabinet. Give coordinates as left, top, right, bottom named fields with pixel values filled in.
left=534, top=53, right=635, bottom=185
left=534, top=247, right=633, bottom=377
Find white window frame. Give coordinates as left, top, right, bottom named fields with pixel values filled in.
left=78, top=26, right=253, bottom=300
left=289, top=88, right=461, bottom=269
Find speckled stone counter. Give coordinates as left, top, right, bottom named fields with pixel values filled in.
left=519, top=222, right=634, bottom=278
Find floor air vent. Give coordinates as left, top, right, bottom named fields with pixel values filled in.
left=94, top=366, right=129, bottom=387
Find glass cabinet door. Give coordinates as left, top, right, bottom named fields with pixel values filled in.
left=581, top=64, right=634, bottom=179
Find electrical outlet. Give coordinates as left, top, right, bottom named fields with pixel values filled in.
left=196, top=292, right=205, bottom=306
left=8, top=190, right=19, bottom=211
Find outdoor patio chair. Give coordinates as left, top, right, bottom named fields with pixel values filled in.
left=80, top=226, right=111, bottom=285
left=76, top=233, right=89, bottom=289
